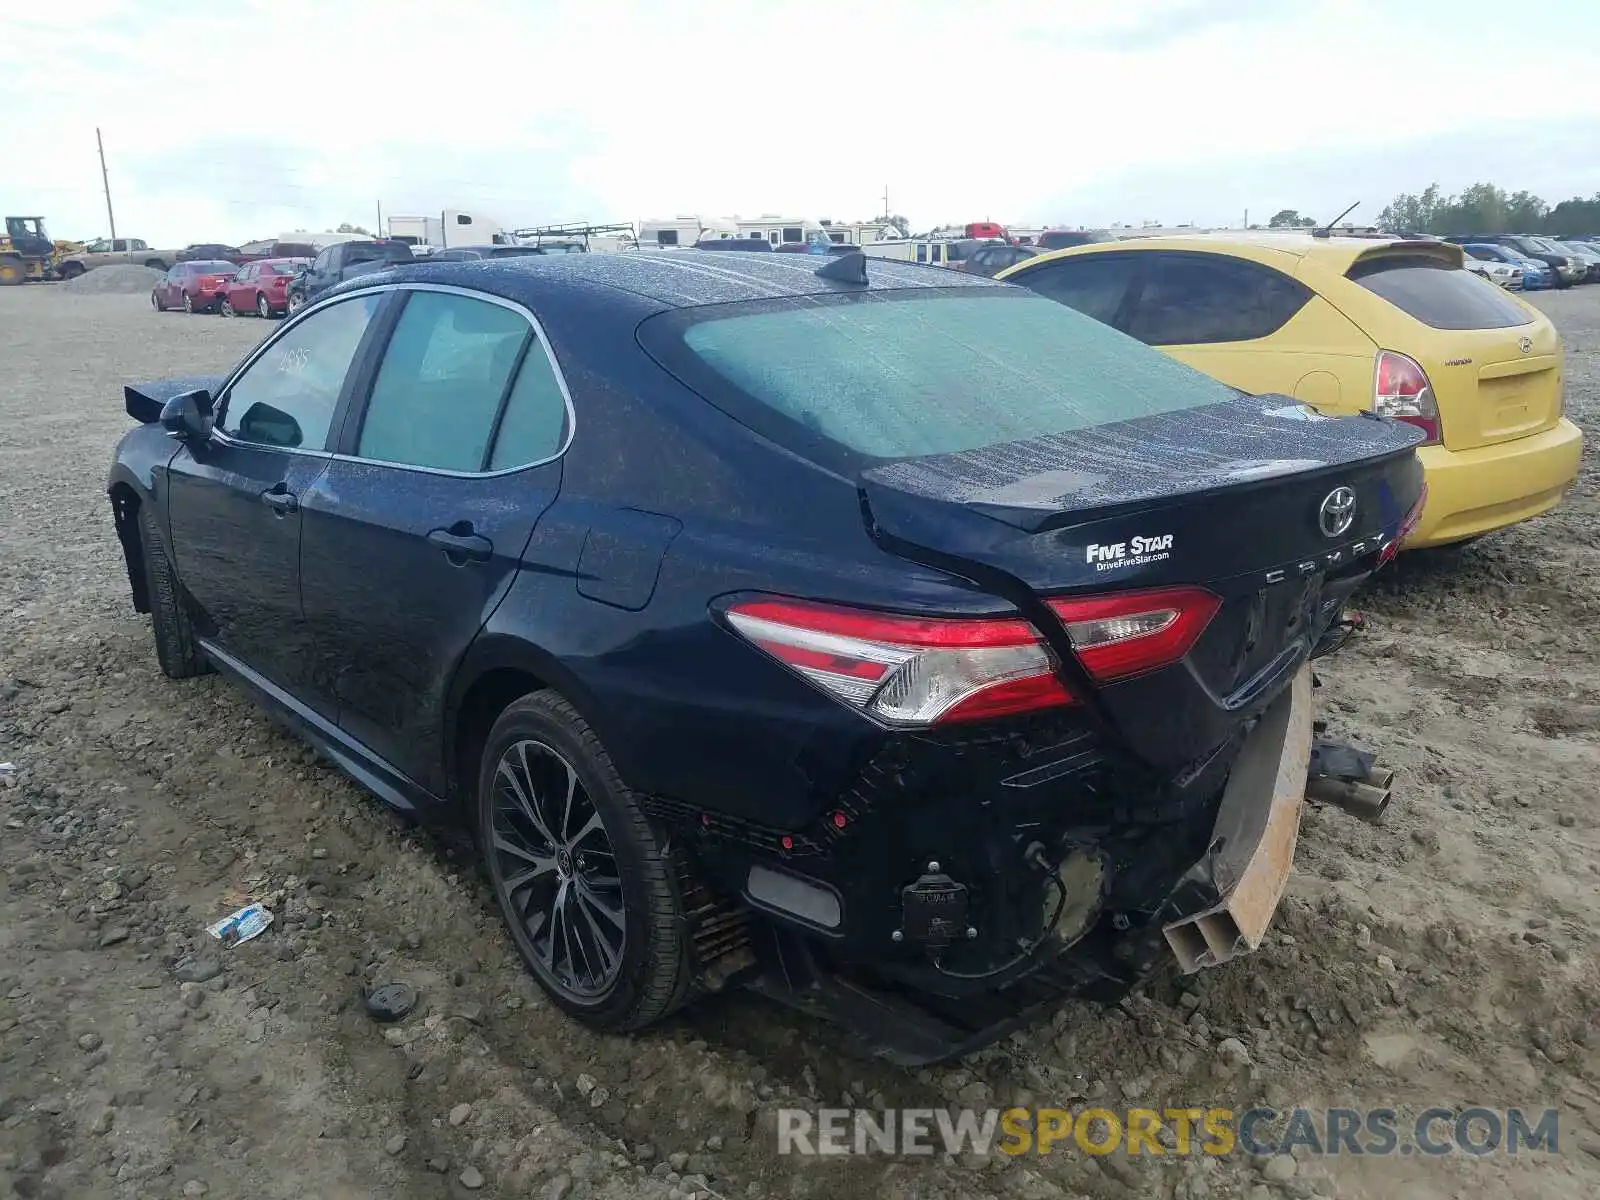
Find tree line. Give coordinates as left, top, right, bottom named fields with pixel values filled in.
left=1376, top=184, right=1600, bottom=236
left=1264, top=187, right=1600, bottom=237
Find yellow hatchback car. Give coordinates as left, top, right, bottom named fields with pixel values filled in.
left=998, top=235, right=1583, bottom=548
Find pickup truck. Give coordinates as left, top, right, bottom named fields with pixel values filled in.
left=285, top=240, right=415, bottom=312
left=57, top=238, right=182, bottom=278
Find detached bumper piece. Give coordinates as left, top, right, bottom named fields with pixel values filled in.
left=1161, top=665, right=1312, bottom=972
left=745, top=668, right=1320, bottom=1065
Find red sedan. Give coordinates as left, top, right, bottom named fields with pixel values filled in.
left=218, top=257, right=311, bottom=318
left=150, top=260, right=238, bottom=314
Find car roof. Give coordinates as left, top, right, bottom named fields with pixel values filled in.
left=336, top=249, right=1003, bottom=310
left=1019, top=231, right=1462, bottom=273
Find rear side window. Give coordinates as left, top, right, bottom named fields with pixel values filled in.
left=1123, top=253, right=1312, bottom=345
left=654, top=292, right=1239, bottom=461
left=357, top=291, right=530, bottom=471
left=1348, top=256, right=1532, bottom=330
left=488, top=346, right=569, bottom=469
left=1016, top=254, right=1140, bottom=324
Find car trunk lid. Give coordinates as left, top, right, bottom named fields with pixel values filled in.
left=1434, top=327, right=1563, bottom=450
left=859, top=394, right=1424, bottom=762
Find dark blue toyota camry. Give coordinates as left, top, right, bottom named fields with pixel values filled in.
left=108, top=250, right=1424, bottom=1063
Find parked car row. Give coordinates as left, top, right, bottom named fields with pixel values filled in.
left=151, top=258, right=310, bottom=317
left=1443, top=234, right=1600, bottom=288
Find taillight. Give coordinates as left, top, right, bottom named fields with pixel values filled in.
left=1374, top=349, right=1441, bottom=445
left=1046, top=587, right=1221, bottom=682
left=723, top=587, right=1219, bottom=727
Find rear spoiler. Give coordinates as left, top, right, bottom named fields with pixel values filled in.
left=124, top=374, right=225, bottom=424
left=1347, top=240, right=1464, bottom=272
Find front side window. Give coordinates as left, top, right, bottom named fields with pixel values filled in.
left=355, top=291, right=530, bottom=471
left=651, top=291, right=1239, bottom=461
left=220, top=294, right=382, bottom=449
left=1123, top=253, right=1312, bottom=345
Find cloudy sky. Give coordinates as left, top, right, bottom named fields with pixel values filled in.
left=6, top=0, right=1599, bottom=246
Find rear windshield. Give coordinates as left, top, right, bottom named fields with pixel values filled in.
left=647, top=291, right=1240, bottom=460
left=348, top=243, right=415, bottom=265
left=1348, top=256, right=1531, bottom=331
left=189, top=261, right=236, bottom=272
left=262, top=262, right=299, bottom=275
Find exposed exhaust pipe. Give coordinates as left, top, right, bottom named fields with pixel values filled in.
left=1306, top=772, right=1392, bottom=823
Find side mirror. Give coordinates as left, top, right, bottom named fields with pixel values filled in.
left=159, top=389, right=213, bottom=443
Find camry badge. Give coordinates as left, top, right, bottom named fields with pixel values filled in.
left=1318, top=487, right=1356, bottom=539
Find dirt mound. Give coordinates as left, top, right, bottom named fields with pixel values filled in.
left=59, top=263, right=164, bottom=295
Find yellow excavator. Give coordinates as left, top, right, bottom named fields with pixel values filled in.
left=0, top=216, right=81, bottom=284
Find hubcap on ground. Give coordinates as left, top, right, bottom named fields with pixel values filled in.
left=490, top=740, right=625, bottom=999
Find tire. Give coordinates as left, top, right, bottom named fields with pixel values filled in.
left=286, top=289, right=306, bottom=315
left=137, top=506, right=209, bottom=679
left=0, top=256, right=25, bottom=286
left=476, top=691, right=691, bottom=1032
left=57, top=261, right=85, bottom=280
left=256, top=293, right=272, bottom=318
left=144, top=259, right=168, bottom=271
left=151, top=289, right=166, bottom=312
left=219, top=297, right=235, bottom=318
left=182, top=290, right=194, bottom=313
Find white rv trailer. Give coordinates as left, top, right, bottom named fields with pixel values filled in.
left=734, top=215, right=833, bottom=248
left=636, top=216, right=741, bottom=248
left=818, top=220, right=899, bottom=245
left=859, top=239, right=964, bottom=267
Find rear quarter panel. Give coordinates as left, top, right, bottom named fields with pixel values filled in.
left=1162, top=294, right=1377, bottom=413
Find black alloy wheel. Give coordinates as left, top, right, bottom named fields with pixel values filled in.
left=476, top=692, right=691, bottom=1031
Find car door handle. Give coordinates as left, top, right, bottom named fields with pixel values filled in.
left=260, top=485, right=298, bottom=515
left=427, top=523, right=492, bottom=563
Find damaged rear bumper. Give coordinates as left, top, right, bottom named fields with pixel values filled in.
left=743, top=666, right=1317, bottom=1065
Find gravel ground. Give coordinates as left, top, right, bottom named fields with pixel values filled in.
left=2, top=285, right=1599, bottom=1200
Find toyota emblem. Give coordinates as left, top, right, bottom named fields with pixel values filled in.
left=1318, top=487, right=1356, bottom=538
left=1519, top=336, right=1533, bottom=354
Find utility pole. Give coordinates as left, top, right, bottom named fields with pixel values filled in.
left=96, top=127, right=117, bottom=240
left=882, top=184, right=889, bottom=221
left=1243, top=207, right=1249, bottom=230
left=377, top=199, right=383, bottom=237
